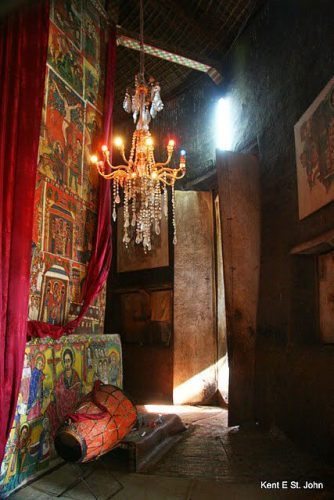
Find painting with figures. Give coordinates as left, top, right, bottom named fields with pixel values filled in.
left=0, top=335, right=122, bottom=497
left=48, top=22, right=83, bottom=95
left=39, top=69, right=84, bottom=195
left=52, top=0, right=82, bottom=51
left=294, top=76, right=334, bottom=219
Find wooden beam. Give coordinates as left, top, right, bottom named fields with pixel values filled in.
left=290, top=229, right=334, bottom=255
left=116, top=26, right=223, bottom=85
left=185, top=168, right=217, bottom=190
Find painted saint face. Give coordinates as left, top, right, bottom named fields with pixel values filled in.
left=36, top=358, right=43, bottom=370
left=64, top=353, right=72, bottom=371
left=21, top=427, right=28, bottom=439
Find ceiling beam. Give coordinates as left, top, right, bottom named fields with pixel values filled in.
left=116, top=26, right=222, bottom=85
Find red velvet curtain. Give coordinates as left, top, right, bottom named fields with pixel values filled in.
left=27, top=29, right=116, bottom=339
left=0, top=1, right=49, bottom=465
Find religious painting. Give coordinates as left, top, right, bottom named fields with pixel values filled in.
left=318, top=251, right=334, bottom=343
left=294, top=76, right=334, bottom=219
left=82, top=102, right=103, bottom=206
left=74, top=292, right=105, bottom=335
left=53, top=346, right=82, bottom=424
left=70, top=284, right=107, bottom=336
left=0, top=335, right=122, bottom=496
left=117, top=205, right=169, bottom=272
left=26, top=352, right=46, bottom=422
left=87, top=337, right=122, bottom=387
left=32, top=174, right=45, bottom=247
left=39, top=69, right=84, bottom=194
left=82, top=207, right=97, bottom=262
left=48, top=203, right=74, bottom=258
left=52, top=0, right=82, bottom=51
left=29, top=247, right=46, bottom=321
left=71, top=201, right=86, bottom=263
left=90, top=283, right=107, bottom=334
left=84, top=59, right=104, bottom=111
left=70, top=263, right=85, bottom=304
left=48, top=22, right=83, bottom=96
left=83, top=0, right=101, bottom=66
left=44, top=182, right=79, bottom=255
left=39, top=264, right=70, bottom=325
left=69, top=202, right=96, bottom=264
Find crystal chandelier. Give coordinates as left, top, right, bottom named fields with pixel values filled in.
left=90, top=0, right=186, bottom=252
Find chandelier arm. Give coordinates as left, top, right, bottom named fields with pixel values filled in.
left=157, top=170, right=186, bottom=185
left=119, top=147, right=129, bottom=164
left=105, top=162, right=129, bottom=171
left=99, top=171, right=129, bottom=181
left=156, top=166, right=185, bottom=176
left=153, top=156, right=173, bottom=168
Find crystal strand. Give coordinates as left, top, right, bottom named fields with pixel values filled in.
left=115, top=179, right=120, bottom=204
left=157, top=182, right=162, bottom=221
left=149, top=179, right=155, bottom=226
left=112, top=180, right=117, bottom=221
left=123, top=180, right=130, bottom=247
left=131, top=178, right=136, bottom=227
left=172, top=182, right=177, bottom=245
left=124, top=180, right=130, bottom=229
left=163, top=173, right=168, bottom=217
left=154, top=181, right=160, bottom=235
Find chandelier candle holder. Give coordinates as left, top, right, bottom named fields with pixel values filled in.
left=90, top=1, right=186, bottom=252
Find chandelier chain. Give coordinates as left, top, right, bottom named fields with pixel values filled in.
left=90, top=0, right=186, bottom=252
left=139, top=0, right=145, bottom=76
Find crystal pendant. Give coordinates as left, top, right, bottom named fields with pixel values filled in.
left=112, top=209, right=117, bottom=221
left=123, top=91, right=132, bottom=114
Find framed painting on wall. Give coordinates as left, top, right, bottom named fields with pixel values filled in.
left=116, top=205, right=169, bottom=272
left=294, top=76, right=334, bottom=219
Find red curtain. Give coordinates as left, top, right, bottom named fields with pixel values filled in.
left=27, top=29, right=116, bottom=339
left=0, top=1, right=49, bottom=465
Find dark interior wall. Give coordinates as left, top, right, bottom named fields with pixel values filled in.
left=220, top=0, right=334, bottom=456
left=152, top=77, right=219, bottom=186
left=141, top=0, right=334, bottom=455
left=105, top=204, right=174, bottom=403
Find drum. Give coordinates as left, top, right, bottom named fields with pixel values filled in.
left=54, top=381, right=137, bottom=462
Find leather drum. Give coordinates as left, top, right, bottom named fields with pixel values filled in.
left=54, top=381, right=137, bottom=462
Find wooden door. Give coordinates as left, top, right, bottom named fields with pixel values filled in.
left=216, top=151, right=260, bottom=426
left=173, top=191, right=216, bottom=404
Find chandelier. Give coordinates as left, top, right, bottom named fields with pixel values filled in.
left=90, top=0, right=186, bottom=252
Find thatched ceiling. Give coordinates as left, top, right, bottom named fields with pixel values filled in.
left=111, top=0, right=264, bottom=120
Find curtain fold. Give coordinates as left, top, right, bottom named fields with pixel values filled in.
left=27, top=28, right=116, bottom=340
left=0, top=1, right=50, bottom=465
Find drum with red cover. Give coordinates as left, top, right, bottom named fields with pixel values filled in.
left=55, top=381, right=137, bottom=462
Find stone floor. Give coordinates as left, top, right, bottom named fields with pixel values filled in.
left=10, top=406, right=334, bottom=500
